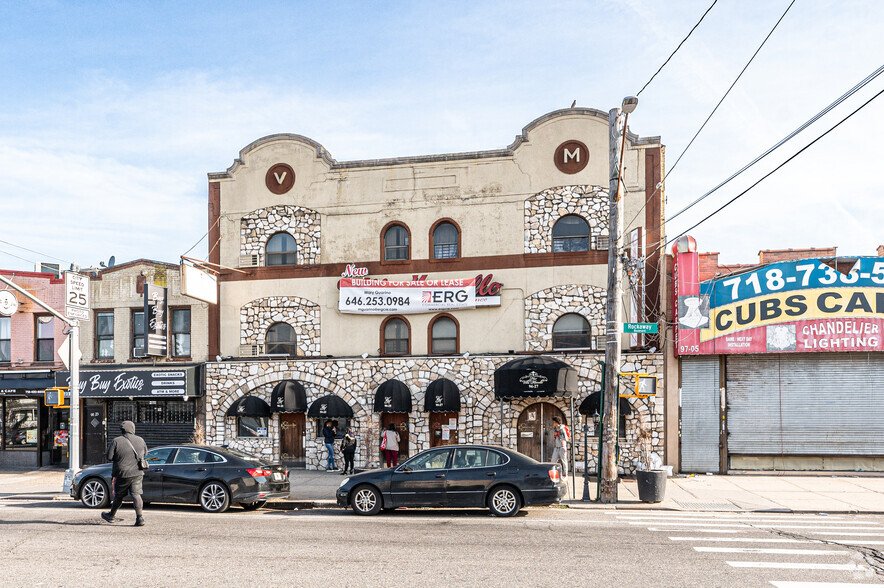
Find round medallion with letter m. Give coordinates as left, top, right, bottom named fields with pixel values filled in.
left=554, top=140, right=589, bottom=174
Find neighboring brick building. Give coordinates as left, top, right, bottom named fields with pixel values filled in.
left=0, top=270, right=67, bottom=467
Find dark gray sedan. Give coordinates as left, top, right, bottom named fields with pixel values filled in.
left=71, top=445, right=289, bottom=513
left=336, top=445, right=566, bottom=516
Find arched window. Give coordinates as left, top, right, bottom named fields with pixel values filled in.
left=552, top=313, right=590, bottom=350
left=432, top=221, right=459, bottom=259
left=266, top=322, right=297, bottom=356
left=382, top=317, right=410, bottom=355
left=266, top=232, right=297, bottom=266
left=383, top=224, right=410, bottom=261
left=552, top=216, right=589, bottom=252
left=430, top=315, right=458, bottom=354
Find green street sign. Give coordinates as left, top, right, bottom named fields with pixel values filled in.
left=624, top=322, right=658, bottom=334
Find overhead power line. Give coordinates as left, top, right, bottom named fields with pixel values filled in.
left=650, top=85, right=884, bottom=260
left=624, top=0, right=797, bottom=235
left=0, top=238, right=73, bottom=266
left=636, top=0, right=719, bottom=97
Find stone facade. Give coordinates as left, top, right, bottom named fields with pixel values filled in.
left=524, top=185, right=608, bottom=253
left=240, top=296, right=321, bottom=356
left=240, top=205, right=321, bottom=265
left=525, top=284, right=607, bottom=352
left=204, top=352, right=662, bottom=473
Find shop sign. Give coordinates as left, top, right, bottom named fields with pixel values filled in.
left=674, top=243, right=884, bottom=355
left=416, top=273, right=502, bottom=307
left=341, top=264, right=369, bottom=278
left=0, top=290, right=19, bottom=316
left=339, top=278, right=476, bottom=314
left=144, top=284, right=168, bottom=356
left=55, top=368, right=197, bottom=398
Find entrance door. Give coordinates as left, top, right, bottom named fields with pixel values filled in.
left=279, top=413, right=306, bottom=467
left=84, top=402, right=107, bottom=466
left=380, top=413, right=409, bottom=461
left=429, top=411, right=458, bottom=447
left=516, top=403, right=565, bottom=463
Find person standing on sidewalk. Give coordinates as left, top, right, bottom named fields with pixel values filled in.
left=101, top=420, right=148, bottom=527
left=323, top=420, right=339, bottom=471
left=381, top=424, right=400, bottom=467
left=340, top=427, right=357, bottom=475
left=550, top=416, right=569, bottom=479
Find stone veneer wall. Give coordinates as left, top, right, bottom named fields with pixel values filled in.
left=240, top=296, right=321, bottom=356
left=204, top=353, right=662, bottom=473
left=524, top=185, right=608, bottom=253
left=240, top=205, right=320, bottom=265
left=525, top=284, right=606, bottom=351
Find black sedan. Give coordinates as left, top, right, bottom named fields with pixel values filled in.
left=336, top=445, right=566, bottom=517
left=71, top=445, right=289, bottom=513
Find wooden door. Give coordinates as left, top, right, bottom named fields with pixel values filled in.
left=83, top=402, right=106, bottom=466
left=516, top=403, right=565, bottom=462
left=279, top=413, right=305, bottom=467
left=429, top=411, right=459, bottom=447
left=380, top=413, right=409, bottom=460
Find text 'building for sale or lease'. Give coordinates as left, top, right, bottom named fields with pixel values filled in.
left=204, top=108, right=667, bottom=471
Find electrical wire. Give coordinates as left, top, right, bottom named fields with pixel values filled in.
left=623, top=0, right=797, bottom=236
left=652, top=85, right=884, bottom=259
left=0, top=238, right=73, bottom=266
left=0, top=247, right=37, bottom=265
left=636, top=0, right=719, bottom=97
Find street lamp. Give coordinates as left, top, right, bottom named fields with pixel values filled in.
left=582, top=410, right=601, bottom=501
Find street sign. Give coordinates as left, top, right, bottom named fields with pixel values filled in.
left=57, top=335, right=82, bottom=370
left=623, top=322, right=658, bottom=334
left=64, top=272, right=90, bottom=321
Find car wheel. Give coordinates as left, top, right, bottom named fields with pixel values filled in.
left=239, top=500, right=267, bottom=511
left=488, top=485, right=521, bottom=517
left=199, top=482, right=230, bottom=513
left=80, top=478, right=109, bottom=509
left=350, top=485, right=382, bottom=516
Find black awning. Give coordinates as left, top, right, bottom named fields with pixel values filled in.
left=270, top=380, right=308, bottom=413
left=226, top=395, right=272, bottom=417
left=578, top=391, right=633, bottom=416
left=307, top=394, right=354, bottom=418
left=374, top=379, right=413, bottom=413
left=424, top=378, right=461, bottom=412
left=493, top=355, right=578, bottom=400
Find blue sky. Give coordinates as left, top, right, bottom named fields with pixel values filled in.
left=1, top=0, right=882, bottom=272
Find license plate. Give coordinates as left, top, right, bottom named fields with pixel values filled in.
left=272, top=472, right=285, bottom=481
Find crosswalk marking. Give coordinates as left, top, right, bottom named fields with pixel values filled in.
left=606, top=511, right=845, bottom=519
left=727, top=562, right=867, bottom=571
left=694, top=547, right=846, bottom=555
left=770, top=582, right=883, bottom=587
left=633, top=522, right=882, bottom=530
left=812, top=531, right=884, bottom=536
left=616, top=515, right=850, bottom=523
left=670, top=537, right=809, bottom=543
left=648, top=527, right=746, bottom=532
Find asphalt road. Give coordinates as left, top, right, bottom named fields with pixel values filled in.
left=1, top=500, right=882, bottom=587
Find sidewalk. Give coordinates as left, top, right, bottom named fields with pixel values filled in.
left=2, top=467, right=883, bottom=514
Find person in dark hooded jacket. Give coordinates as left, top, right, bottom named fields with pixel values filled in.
left=102, top=420, right=148, bottom=526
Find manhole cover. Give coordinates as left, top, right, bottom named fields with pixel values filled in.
left=675, top=500, right=741, bottom=511
left=90, top=419, right=99, bottom=428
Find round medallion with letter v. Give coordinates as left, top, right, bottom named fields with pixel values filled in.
left=265, top=163, right=296, bottom=194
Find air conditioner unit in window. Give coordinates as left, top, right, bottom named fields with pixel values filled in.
left=133, top=347, right=146, bottom=358
left=595, top=236, right=609, bottom=250
left=239, top=254, right=261, bottom=268
left=239, top=344, right=260, bottom=357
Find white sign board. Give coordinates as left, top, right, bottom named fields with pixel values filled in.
left=0, top=290, right=18, bottom=316
left=64, top=272, right=90, bottom=321
left=338, top=278, right=476, bottom=314
left=181, top=264, right=217, bottom=304
left=58, top=335, right=83, bottom=370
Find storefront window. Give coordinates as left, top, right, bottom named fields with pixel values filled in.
left=238, top=416, right=269, bottom=438
left=4, top=398, right=38, bottom=449
left=0, top=317, right=10, bottom=363
left=314, top=418, right=350, bottom=439
left=35, top=315, right=54, bottom=362
left=171, top=309, right=191, bottom=357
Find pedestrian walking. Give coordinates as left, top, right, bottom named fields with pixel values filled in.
left=340, top=427, right=357, bottom=475
left=101, top=420, right=148, bottom=527
left=381, top=423, right=400, bottom=467
left=550, top=416, right=570, bottom=478
left=323, top=420, right=339, bottom=471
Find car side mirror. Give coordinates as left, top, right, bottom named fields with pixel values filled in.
left=397, top=466, right=412, bottom=473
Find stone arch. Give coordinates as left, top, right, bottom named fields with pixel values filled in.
left=240, top=205, right=320, bottom=265
left=524, top=185, right=607, bottom=253
left=240, top=296, right=321, bottom=356
left=524, top=284, right=606, bottom=351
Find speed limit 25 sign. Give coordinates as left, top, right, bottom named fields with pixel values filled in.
left=65, top=272, right=90, bottom=321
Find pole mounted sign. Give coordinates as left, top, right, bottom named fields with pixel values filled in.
left=144, top=284, right=168, bottom=356
left=623, top=322, right=658, bottom=334
left=64, top=271, right=90, bottom=321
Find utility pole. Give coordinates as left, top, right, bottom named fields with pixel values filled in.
left=600, top=97, right=637, bottom=503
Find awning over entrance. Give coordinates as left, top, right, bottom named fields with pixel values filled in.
left=307, top=394, right=354, bottom=418
left=578, top=391, right=633, bottom=416
left=270, top=380, right=308, bottom=413
left=226, top=395, right=272, bottom=417
left=493, top=356, right=578, bottom=400
left=374, top=380, right=413, bottom=413
left=424, top=378, right=461, bottom=412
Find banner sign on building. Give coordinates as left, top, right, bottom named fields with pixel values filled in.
left=144, top=284, right=168, bottom=356
left=339, top=278, right=476, bottom=314
left=55, top=367, right=198, bottom=398
left=674, top=241, right=884, bottom=355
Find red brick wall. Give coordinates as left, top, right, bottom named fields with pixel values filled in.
left=758, top=247, right=836, bottom=264
left=698, top=252, right=720, bottom=281
left=0, top=271, right=66, bottom=367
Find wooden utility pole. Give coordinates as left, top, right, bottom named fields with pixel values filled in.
left=600, top=103, right=630, bottom=503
